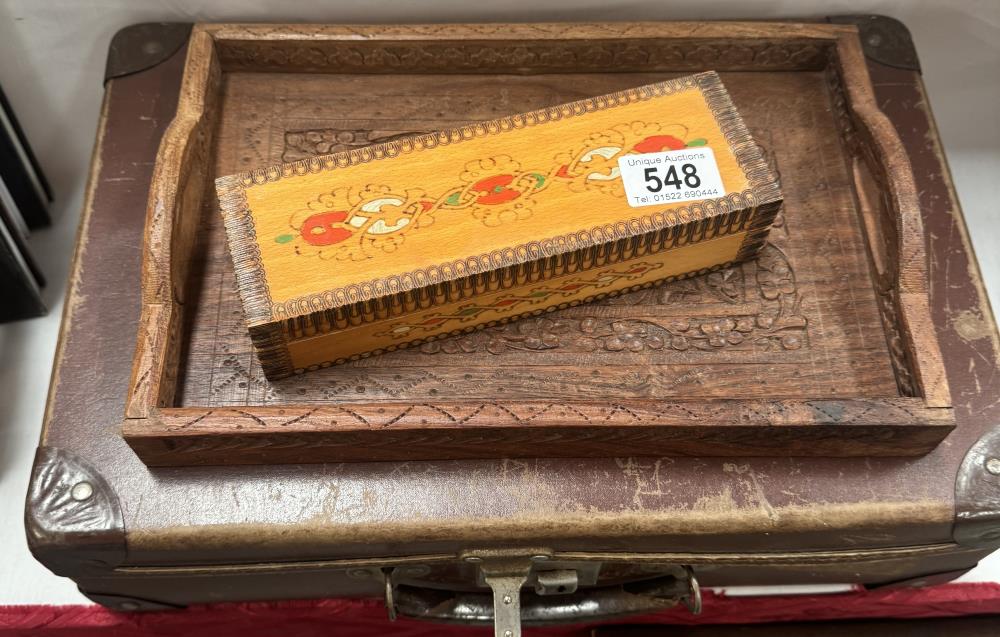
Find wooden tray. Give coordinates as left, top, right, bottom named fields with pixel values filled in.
left=122, top=22, right=954, bottom=466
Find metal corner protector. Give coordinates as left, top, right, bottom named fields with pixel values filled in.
left=955, top=424, right=1000, bottom=547
left=828, top=14, right=921, bottom=72
left=24, top=446, right=126, bottom=576
left=104, top=22, right=193, bottom=84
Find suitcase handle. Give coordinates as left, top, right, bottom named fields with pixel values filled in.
left=391, top=571, right=700, bottom=627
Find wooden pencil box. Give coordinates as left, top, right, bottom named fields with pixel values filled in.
left=216, top=70, right=782, bottom=379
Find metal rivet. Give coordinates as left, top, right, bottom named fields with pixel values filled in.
left=504, top=631, right=513, bottom=637
left=530, top=554, right=549, bottom=562
left=71, top=481, right=93, bottom=501
left=119, top=601, right=140, bottom=611
left=867, top=33, right=883, bottom=48
left=464, top=556, right=482, bottom=563
left=502, top=594, right=512, bottom=605
left=986, top=457, right=1000, bottom=475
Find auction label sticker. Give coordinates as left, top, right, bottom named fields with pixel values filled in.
left=618, top=147, right=726, bottom=208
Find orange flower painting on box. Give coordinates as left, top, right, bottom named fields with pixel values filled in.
left=274, top=122, right=709, bottom=262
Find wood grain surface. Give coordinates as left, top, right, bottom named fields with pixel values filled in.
left=122, top=23, right=953, bottom=465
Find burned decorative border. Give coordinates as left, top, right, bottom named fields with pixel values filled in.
left=290, top=260, right=738, bottom=373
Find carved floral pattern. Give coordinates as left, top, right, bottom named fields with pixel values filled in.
left=417, top=243, right=807, bottom=357
left=608, top=265, right=744, bottom=306
left=284, top=128, right=426, bottom=162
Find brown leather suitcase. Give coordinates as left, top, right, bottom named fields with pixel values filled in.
left=24, top=16, right=1000, bottom=634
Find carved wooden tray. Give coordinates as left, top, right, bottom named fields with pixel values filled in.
left=122, top=22, right=953, bottom=466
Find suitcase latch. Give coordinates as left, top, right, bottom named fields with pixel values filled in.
left=382, top=549, right=700, bottom=636
left=462, top=549, right=578, bottom=637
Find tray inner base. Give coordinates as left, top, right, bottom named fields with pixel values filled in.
left=175, top=70, right=899, bottom=407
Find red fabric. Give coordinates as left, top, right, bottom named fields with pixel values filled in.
left=2, top=583, right=999, bottom=636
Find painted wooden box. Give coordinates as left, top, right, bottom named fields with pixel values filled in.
left=216, top=70, right=782, bottom=379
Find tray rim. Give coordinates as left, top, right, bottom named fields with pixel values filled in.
left=122, top=21, right=953, bottom=466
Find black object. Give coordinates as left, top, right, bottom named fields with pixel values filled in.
left=0, top=83, right=52, bottom=229
left=0, top=82, right=50, bottom=321
left=0, top=182, right=45, bottom=321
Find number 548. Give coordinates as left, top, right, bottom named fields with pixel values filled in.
left=644, top=163, right=701, bottom=192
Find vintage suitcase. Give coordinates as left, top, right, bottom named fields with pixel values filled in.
left=25, top=17, right=1000, bottom=635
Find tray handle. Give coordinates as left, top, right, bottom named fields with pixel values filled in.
left=834, top=34, right=949, bottom=407
left=127, top=28, right=221, bottom=418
